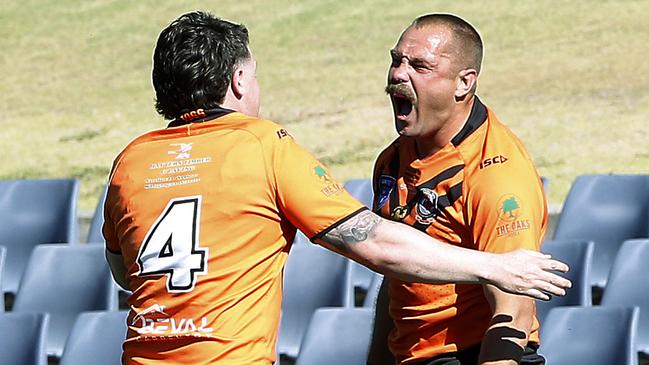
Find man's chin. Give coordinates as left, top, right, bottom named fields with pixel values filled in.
left=395, top=120, right=412, bottom=137
left=396, top=127, right=415, bottom=137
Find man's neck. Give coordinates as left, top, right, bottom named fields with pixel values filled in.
left=414, top=97, right=475, bottom=159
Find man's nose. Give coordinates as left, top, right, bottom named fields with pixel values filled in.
left=389, top=62, right=409, bottom=84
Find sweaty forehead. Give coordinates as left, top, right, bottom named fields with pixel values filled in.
left=394, top=25, right=453, bottom=60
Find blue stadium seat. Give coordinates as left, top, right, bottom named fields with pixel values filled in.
left=341, top=179, right=377, bottom=295
left=59, top=310, right=127, bottom=365
left=295, top=307, right=373, bottom=365
left=86, top=185, right=108, bottom=244
left=0, top=178, right=80, bottom=294
left=552, top=174, right=649, bottom=288
left=291, top=230, right=310, bottom=246
left=343, top=178, right=374, bottom=208
left=536, top=240, right=594, bottom=324
left=540, top=176, right=549, bottom=194
left=347, top=259, right=378, bottom=305
left=539, top=306, right=639, bottom=365
left=0, top=246, right=5, bottom=312
left=601, top=239, right=649, bottom=356
left=12, top=244, right=119, bottom=358
left=0, top=312, right=49, bottom=365
left=362, top=271, right=383, bottom=308
left=277, top=243, right=352, bottom=358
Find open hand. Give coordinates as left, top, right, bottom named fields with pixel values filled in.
left=487, top=249, right=571, bottom=301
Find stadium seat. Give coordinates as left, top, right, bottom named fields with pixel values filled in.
left=291, top=230, right=310, bottom=246
left=295, top=307, right=374, bottom=365
left=539, top=306, right=639, bottom=365
left=535, top=240, right=594, bottom=324
left=348, top=259, right=378, bottom=305
left=0, top=178, right=80, bottom=294
left=552, top=174, right=649, bottom=288
left=59, top=310, right=127, bottom=365
left=12, top=244, right=119, bottom=358
left=601, top=239, right=649, bottom=355
left=277, top=243, right=352, bottom=358
left=0, top=312, right=49, bottom=365
left=362, top=271, right=384, bottom=308
left=540, top=176, right=549, bottom=194
left=343, top=178, right=374, bottom=208
left=86, top=185, right=108, bottom=244
left=0, top=245, right=5, bottom=312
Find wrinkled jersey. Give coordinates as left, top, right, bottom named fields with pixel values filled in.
left=373, top=99, right=547, bottom=364
left=104, top=110, right=365, bottom=364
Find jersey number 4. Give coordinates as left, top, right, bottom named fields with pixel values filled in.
left=137, top=196, right=208, bottom=293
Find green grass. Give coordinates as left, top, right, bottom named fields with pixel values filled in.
left=2, top=0, right=648, bottom=210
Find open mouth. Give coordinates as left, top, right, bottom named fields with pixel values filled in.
left=392, top=94, right=413, bottom=117
left=385, top=84, right=415, bottom=118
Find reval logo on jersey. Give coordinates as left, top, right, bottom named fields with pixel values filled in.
left=132, top=303, right=214, bottom=335
left=168, top=143, right=193, bottom=159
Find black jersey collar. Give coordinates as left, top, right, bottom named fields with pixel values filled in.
left=451, top=97, right=487, bottom=146
left=167, top=107, right=235, bottom=128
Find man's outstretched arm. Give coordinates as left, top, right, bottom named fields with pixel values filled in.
left=317, top=210, right=569, bottom=300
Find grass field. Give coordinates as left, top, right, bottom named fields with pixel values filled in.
left=2, top=0, right=648, bottom=210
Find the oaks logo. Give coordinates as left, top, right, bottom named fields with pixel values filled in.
left=495, top=194, right=531, bottom=237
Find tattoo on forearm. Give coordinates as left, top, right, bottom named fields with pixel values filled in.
left=323, top=210, right=381, bottom=250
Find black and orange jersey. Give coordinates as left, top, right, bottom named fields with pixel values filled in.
left=372, top=98, right=547, bottom=364
left=103, top=108, right=365, bottom=364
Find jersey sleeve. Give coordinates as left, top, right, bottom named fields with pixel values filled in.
left=465, top=157, right=547, bottom=254
left=271, top=129, right=366, bottom=240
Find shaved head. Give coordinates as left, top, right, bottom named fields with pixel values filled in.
left=410, top=13, right=483, bottom=74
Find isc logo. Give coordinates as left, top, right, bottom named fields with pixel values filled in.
left=479, top=155, right=508, bottom=169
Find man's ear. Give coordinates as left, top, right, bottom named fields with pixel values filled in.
left=231, top=65, right=245, bottom=99
left=455, top=68, right=477, bottom=100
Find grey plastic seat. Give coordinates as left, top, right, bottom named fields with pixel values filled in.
left=0, top=178, right=79, bottom=294
left=362, top=272, right=384, bottom=308
left=291, top=230, right=310, bottom=246
left=540, top=176, right=549, bottom=195
left=539, top=306, right=639, bottom=365
left=12, top=244, right=119, bottom=358
left=343, top=178, right=374, bottom=208
left=341, top=179, right=377, bottom=295
left=0, top=312, right=49, bottom=365
left=0, top=246, right=5, bottom=311
left=536, top=240, right=594, bottom=324
left=347, top=259, right=378, bottom=305
left=552, top=174, right=649, bottom=288
left=86, top=185, right=108, bottom=244
left=59, top=310, right=127, bottom=365
left=277, top=243, right=351, bottom=358
left=295, top=307, right=374, bottom=365
left=601, top=239, right=649, bottom=355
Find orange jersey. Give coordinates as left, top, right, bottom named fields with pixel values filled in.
left=103, top=108, right=365, bottom=364
left=372, top=98, right=547, bottom=364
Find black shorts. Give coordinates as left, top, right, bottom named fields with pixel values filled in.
left=412, top=343, right=545, bottom=365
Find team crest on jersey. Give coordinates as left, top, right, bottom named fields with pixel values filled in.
left=415, top=188, right=440, bottom=224
left=391, top=205, right=409, bottom=221
left=313, top=164, right=343, bottom=196
left=497, top=194, right=522, bottom=222
left=377, top=175, right=396, bottom=209
left=495, top=194, right=531, bottom=237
